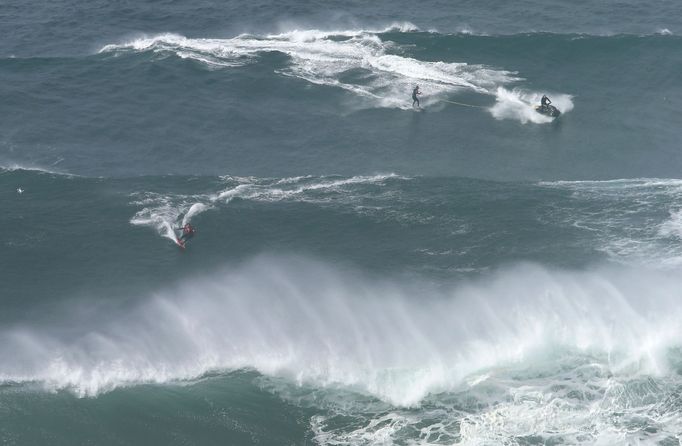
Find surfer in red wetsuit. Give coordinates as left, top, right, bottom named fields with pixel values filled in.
left=177, top=223, right=196, bottom=246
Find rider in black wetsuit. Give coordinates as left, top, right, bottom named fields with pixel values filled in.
left=412, top=86, right=422, bottom=108
left=541, top=95, right=552, bottom=109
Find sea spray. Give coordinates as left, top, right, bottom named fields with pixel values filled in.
left=2, top=257, right=682, bottom=405
left=490, top=87, right=575, bottom=123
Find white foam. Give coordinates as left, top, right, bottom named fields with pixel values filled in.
left=540, top=178, right=682, bottom=188
left=539, top=178, right=682, bottom=268
left=182, top=203, right=210, bottom=226
left=100, top=29, right=518, bottom=110
left=0, top=162, right=73, bottom=176
left=2, top=259, right=682, bottom=407
left=310, top=360, right=682, bottom=445
left=130, top=174, right=403, bottom=242
left=130, top=197, right=182, bottom=243
left=490, top=87, right=574, bottom=124
left=99, top=28, right=581, bottom=118
left=659, top=208, right=682, bottom=240
left=378, top=21, right=421, bottom=33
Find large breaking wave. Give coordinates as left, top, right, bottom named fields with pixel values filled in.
left=2, top=256, right=682, bottom=407
left=100, top=26, right=574, bottom=122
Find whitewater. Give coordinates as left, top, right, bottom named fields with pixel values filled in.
left=4, top=257, right=682, bottom=444
left=100, top=27, right=573, bottom=123
left=4, top=258, right=682, bottom=401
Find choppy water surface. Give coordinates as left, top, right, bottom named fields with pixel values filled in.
left=2, top=0, right=682, bottom=444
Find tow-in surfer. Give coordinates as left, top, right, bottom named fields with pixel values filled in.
left=412, top=85, right=422, bottom=109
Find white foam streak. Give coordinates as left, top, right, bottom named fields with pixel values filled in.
left=130, top=197, right=183, bottom=243
left=2, top=259, right=682, bottom=406
left=100, top=29, right=519, bottom=110
left=130, top=174, right=402, bottom=243
left=541, top=177, right=682, bottom=189
left=0, top=163, right=74, bottom=176
left=182, top=203, right=210, bottom=226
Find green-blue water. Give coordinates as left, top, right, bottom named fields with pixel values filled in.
left=3, top=1, right=682, bottom=444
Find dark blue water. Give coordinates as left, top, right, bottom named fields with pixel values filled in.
left=3, top=1, right=682, bottom=444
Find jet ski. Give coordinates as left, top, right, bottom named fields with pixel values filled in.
left=535, top=104, right=561, bottom=118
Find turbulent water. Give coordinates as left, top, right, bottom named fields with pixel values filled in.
left=3, top=1, right=682, bottom=444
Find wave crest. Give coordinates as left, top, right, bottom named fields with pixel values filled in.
left=99, top=28, right=520, bottom=110
left=2, top=258, right=682, bottom=405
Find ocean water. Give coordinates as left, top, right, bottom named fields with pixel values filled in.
left=2, top=1, right=682, bottom=444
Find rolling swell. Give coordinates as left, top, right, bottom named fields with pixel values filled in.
left=6, top=169, right=682, bottom=316
left=3, top=28, right=680, bottom=179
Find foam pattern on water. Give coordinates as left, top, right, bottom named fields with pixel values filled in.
left=99, top=27, right=554, bottom=116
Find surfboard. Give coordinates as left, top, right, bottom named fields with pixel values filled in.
left=174, top=238, right=185, bottom=249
